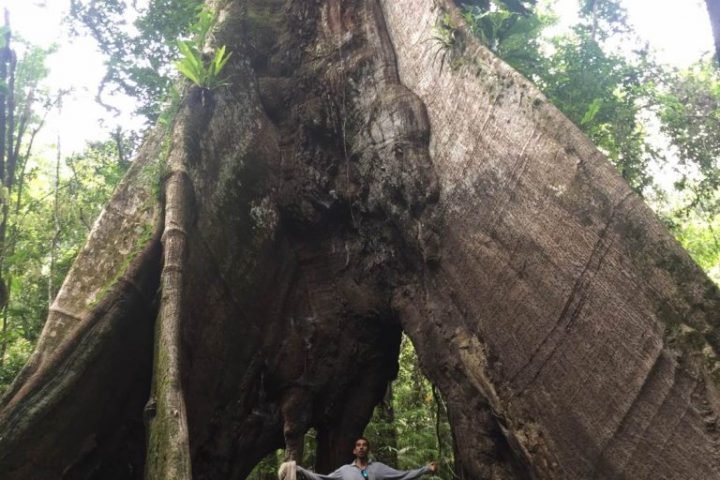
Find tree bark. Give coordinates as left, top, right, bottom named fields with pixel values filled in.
left=1, top=0, right=720, bottom=479
left=706, top=0, right=720, bottom=62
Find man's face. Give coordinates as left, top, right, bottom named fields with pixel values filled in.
left=353, top=439, right=370, bottom=459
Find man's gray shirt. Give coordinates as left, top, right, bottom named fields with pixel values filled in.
left=297, top=460, right=432, bottom=480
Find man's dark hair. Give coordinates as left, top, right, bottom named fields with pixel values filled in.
left=355, top=436, right=370, bottom=449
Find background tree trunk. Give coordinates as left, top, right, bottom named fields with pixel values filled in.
left=706, top=0, right=720, bottom=61
left=0, top=0, right=719, bottom=479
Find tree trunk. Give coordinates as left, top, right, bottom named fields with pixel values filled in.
left=1, top=0, right=720, bottom=479
left=707, top=0, right=720, bottom=61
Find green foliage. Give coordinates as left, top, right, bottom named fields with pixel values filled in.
left=461, top=1, right=553, bottom=75
left=70, top=0, right=203, bottom=120
left=0, top=337, right=31, bottom=386
left=246, top=433, right=317, bottom=479
left=175, top=42, right=232, bottom=89
left=365, top=335, right=454, bottom=479
left=537, top=31, right=660, bottom=192
left=0, top=138, right=128, bottom=394
left=657, top=59, right=720, bottom=214
left=188, top=4, right=216, bottom=46
left=246, top=336, right=456, bottom=478
left=246, top=450, right=284, bottom=480
left=459, top=0, right=720, bottom=285
left=460, top=0, right=661, bottom=193
left=578, top=0, right=630, bottom=40
left=657, top=185, right=720, bottom=285
left=433, top=13, right=459, bottom=50
left=71, top=0, right=232, bottom=117
left=461, top=0, right=537, bottom=15
left=431, top=13, right=464, bottom=71
left=0, top=34, right=68, bottom=392
left=672, top=211, right=720, bottom=284
left=14, top=40, right=55, bottom=99
left=65, top=140, right=131, bottom=229
left=173, top=6, right=232, bottom=90
left=157, top=84, right=183, bottom=129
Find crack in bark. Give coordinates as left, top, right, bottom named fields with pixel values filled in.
left=510, top=192, right=633, bottom=392
left=588, top=345, right=667, bottom=478
left=485, top=129, right=541, bottom=237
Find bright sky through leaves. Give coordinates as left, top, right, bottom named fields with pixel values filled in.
left=0, top=0, right=142, bottom=156
left=551, top=0, right=713, bottom=66
left=625, top=0, right=713, bottom=67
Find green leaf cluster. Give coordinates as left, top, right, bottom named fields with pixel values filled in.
left=657, top=59, right=720, bottom=214
left=173, top=6, right=232, bottom=90
left=462, top=0, right=554, bottom=74
left=175, top=42, right=232, bottom=89
left=431, top=13, right=465, bottom=72
left=672, top=212, right=720, bottom=284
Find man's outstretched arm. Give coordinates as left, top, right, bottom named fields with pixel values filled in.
left=372, top=461, right=438, bottom=479
left=296, top=464, right=345, bottom=480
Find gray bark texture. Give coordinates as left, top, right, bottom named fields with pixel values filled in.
left=707, top=0, right=720, bottom=61
left=0, top=0, right=719, bottom=479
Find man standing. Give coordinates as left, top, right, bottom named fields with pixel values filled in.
left=295, top=437, right=438, bottom=480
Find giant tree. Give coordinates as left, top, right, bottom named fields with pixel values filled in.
left=1, top=0, right=719, bottom=479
